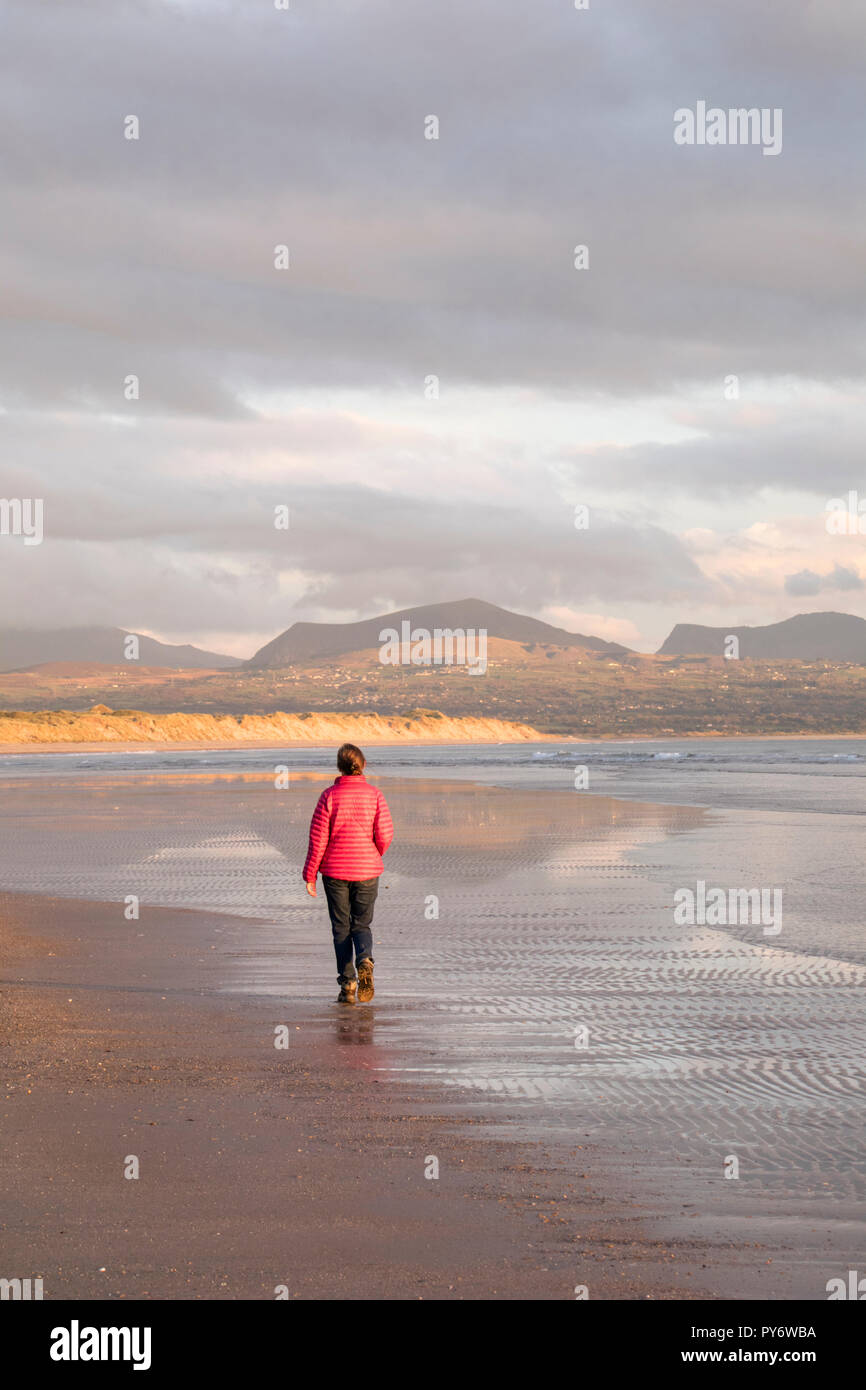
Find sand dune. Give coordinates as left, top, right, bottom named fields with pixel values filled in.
left=0, top=705, right=547, bottom=747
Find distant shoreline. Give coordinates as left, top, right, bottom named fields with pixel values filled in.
left=0, top=729, right=863, bottom=755
left=0, top=737, right=557, bottom=754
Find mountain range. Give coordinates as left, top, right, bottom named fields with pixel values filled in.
left=4, top=605, right=866, bottom=674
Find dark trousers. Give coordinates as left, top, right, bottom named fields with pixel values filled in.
left=321, top=875, right=378, bottom=984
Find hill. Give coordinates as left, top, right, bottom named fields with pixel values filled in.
left=0, top=627, right=242, bottom=673
left=247, top=598, right=630, bottom=668
left=658, top=612, right=866, bottom=662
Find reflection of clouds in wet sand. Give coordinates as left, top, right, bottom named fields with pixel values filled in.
left=382, top=782, right=706, bottom=882
left=0, top=773, right=705, bottom=901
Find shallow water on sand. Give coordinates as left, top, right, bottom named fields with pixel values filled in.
left=3, top=733, right=865, bottom=813
left=1, top=754, right=863, bottom=1297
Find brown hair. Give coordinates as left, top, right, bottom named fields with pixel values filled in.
left=337, top=743, right=366, bottom=775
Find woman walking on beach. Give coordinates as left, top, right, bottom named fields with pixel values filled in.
left=303, top=744, right=394, bottom=1003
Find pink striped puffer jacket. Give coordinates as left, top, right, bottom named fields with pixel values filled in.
left=303, top=775, right=393, bottom=882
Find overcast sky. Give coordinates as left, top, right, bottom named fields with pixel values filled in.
left=2, top=0, right=864, bottom=655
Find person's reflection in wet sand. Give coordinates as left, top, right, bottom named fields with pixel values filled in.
left=334, top=1003, right=376, bottom=1047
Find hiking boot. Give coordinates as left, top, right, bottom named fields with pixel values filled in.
left=357, top=959, right=374, bottom=1003
left=337, top=979, right=358, bottom=1004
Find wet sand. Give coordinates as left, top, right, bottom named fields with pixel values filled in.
left=1, top=770, right=862, bottom=1299
left=1, top=892, right=704, bottom=1301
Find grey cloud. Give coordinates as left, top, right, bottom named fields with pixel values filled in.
left=565, top=419, right=866, bottom=499
left=785, top=564, right=863, bottom=597
left=2, top=0, right=865, bottom=415
left=0, top=474, right=709, bottom=643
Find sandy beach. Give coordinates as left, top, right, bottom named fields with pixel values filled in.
left=1, top=890, right=702, bottom=1301
left=1, top=758, right=863, bottom=1300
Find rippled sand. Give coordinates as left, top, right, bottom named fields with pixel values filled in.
left=1, top=769, right=862, bottom=1298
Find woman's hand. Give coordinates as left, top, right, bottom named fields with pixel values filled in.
left=304, top=879, right=317, bottom=897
